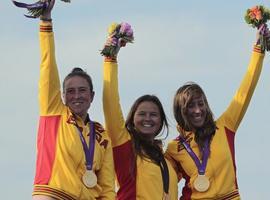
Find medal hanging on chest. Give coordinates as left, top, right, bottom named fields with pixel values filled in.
left=193, top=174, right=210, bottom=192
left=82, top=169, right=97, bottom=188
left=179, top=136, right=210, bottom=192
left=76, top=120, right=97, bottom=188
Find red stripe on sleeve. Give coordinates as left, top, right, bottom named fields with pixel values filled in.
left=113, top=141, right=136, bottom=200
left=34, top=116, right=61, bottom=184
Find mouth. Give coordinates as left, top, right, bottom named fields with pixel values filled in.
left=190, top=114, right=206, bottom=127
left=142, top=123, right=153, bottom=128
left=73, top=102, right=83, bottom=106
left=192, top=114, right=204, bottom=120
left=193, top=117, right=202, bottom=121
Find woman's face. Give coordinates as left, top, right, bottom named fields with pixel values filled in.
left=63, top=76, right=94, bottom=121
left=186, top=95, right=207, bottom=129
left=133, top=101, right=162, bottom=136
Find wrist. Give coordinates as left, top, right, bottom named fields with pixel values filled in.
left=40, top=17, right=52, bottom=22
left=104, top=56, right=117, bottom=63
left=253, top=44, right=264, bottom=54
left=40, top=12, right=52, bottom=21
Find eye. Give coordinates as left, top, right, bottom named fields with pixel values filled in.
left=66, top=89, right=75, bottom=95
left=138, top=112, right=145, bottom=116
left=187, top=102, right=194, bottom=109
left=79, top=87, right=87, bottom=93
left=135, top=111, right=146, bottom=117
left=198, top=100, right=205, bottom=107
left=150, top=112, right=159, bottom=117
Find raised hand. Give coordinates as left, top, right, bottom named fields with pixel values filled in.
left=256, top=23, right=270, bottom=51
left=245, top=5, right=270, bottom=52
left=41, top=0, right=55, bottom=20
left=12, top=0, right=69, bottom=18
left=101, top=22, right=134, bottom=58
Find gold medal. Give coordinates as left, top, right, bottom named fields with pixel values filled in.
left=194, top=174, right=210, bottom=192
left=82, top=170, right=97, bottom=188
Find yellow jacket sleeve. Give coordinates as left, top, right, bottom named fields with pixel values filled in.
left=103, top=60, right=131, bottom=147
left=219, top=46, right=265, bottom=132
left=39, top=22, right=63, bottom=116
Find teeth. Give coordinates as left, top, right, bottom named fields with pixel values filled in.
left=194, top=116, right=201, bottom=119
left=143, top=124, right=152, bottom=127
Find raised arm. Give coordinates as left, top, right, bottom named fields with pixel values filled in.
left=103, top=57, right=129, bottom=147
left=220, top=28, right=267, bottom=132
left=39, top=0, right=63, bottom=116
left=102, top=23, right=134, bottom=147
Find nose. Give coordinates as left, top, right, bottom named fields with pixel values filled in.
left=193, top=105, right=201, bottom=113
left=74, top=89, right=81, bottom=99
left=144, top=113, right=151, bottom=120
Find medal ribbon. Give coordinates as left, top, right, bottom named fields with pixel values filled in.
left=179, top=136, right=209, bottom=175
left=75, top=120, right=96, bottom=170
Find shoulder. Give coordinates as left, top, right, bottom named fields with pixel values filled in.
left=93, top=121, right=111, bottom=149
left=94, top=121, right=105, bottom=133
left=168, top=135, right=180, bottom=144
left=166, top=136, right=180, bottom=152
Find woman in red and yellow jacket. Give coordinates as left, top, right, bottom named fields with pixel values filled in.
left=15, top=1, right=116, bottom=199
left=165, top=26, right=268, bottom=199
left=102, top=26, right=178, bottom=199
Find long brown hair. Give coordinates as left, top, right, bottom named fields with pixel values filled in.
left=125, top=95, right=169, bottom=164
left=173, top=82, right=216, bottom=150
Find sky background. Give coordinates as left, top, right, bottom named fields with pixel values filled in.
left=1, top=0, right=270, bottom=199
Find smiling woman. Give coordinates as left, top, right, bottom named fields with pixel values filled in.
left=165, top=24, right=268, bottom=199
left=133, top=101, right=162, bottom=137
left=13, top=0, right=116, bottom=199
left=63, top=68, right=95, bottom=122
left=102, top=23, right=178, bottom=199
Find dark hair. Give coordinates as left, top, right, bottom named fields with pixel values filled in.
left=125, top=94, right=169, bottom=164
left=173, top=82, right=216, bottom=150
left=63, top=67, right=93, bottom=92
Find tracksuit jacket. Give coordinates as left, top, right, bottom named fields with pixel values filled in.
left=32, top=22, right=116, bottom=200
left=103, top=59, right=179, bottom=200
left=166, top=45, right=265, bottom=200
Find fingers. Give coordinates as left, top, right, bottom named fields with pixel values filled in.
left=105, top=37, right=117, bottom=47
left=41, top=0, right=55, bottom=19
left=48, top=0, right=55, bottom=10
left=258, top=23, right=269, bottom=36
left=120, top=41, right=127, bottom=47
left=119, top=39, right=127, bottom=47
left=258, top=23, right=266, bottom=32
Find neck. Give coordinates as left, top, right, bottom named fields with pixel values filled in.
left=75, top=113, right=89, bottom=125
left=140, top=133, right=155, bottom=143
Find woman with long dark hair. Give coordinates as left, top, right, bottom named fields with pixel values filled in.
left=102, top=35, right=178, bottom=199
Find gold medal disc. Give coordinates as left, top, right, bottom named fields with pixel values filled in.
left=82, top=170, right=97, bottom=188
left=194, top=174, right=210, bottom=192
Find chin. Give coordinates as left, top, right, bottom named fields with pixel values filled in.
left=140, top=132, right=155, bottom=138
left=71, top=110, right=84, bottom=118
left=140, top=131, right=153, bottom=135
left=194, top=124, right=204, bottom=130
